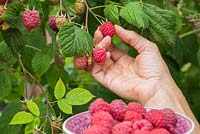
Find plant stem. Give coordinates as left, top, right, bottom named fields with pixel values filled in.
left=90, top=5, right=106, bottom=10
left=179, top=29, right=200, bottom=38
left=84, top=0, right=89, bottom=32
left=18, top=54, right=54, bottom=134
left=25, top=45, right=42, bottom=51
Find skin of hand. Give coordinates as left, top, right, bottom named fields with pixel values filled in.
left=91, top=25, right=172, bottom=105
left=91, top=25, right=200, bottom=133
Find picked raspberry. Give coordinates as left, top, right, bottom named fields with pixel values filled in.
left=99, top=21, right=115, bottom=37
left=127, top=102, right=146, bottom=115
left=0, top=0, right=11, bottom=4
left=145, top=109, right=167, bottom=128
left=132, top=119, right=153, bottom=131
left=174, top=117, right=189, bottom=134
left=133, top=130, right=150, bottom=134
left=83, top=125, right=110, bottom=134
left=124, top=110, right=143, bottom=123
left=166, top=124, right=176, bottom=134
left=22, top=9, right=40, bottom=30
left=151, top=128, right=170, bottom=134
left=161, top=108, right=177, bottom=126
left=112, top=121, right=133, bottom=134
left=92, top=48, right=107, bottom=63
left=110, top=99, right=127, bottom=121
left=91, top=111, right=114, bottom=129
left=48, top=16, right=59, bottom=32
left=89, top=98, right=110, bottom=115
left=74, top=56, right=88, bottom=70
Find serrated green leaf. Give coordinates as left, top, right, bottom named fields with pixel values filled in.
left=54, top=78, right=66, bottom=100
left=27, top=100, right=40, bottom=116
left=25, top=118, right=40, bottom=134
left=0, top=3, right=24, bottom=28
left=120, top=2, right=149, bottom=28
left=58, top=22, right=93, bottom=57
left=144, top=3, right=176, bottom=47
left=57, top=99, right=72, bottom=114
left=10, top=111, right=34, bottom=125
left=32, top=51, right=52, bottom=77
left=66, top=88, right=94, bottom=105
left=104, top=4, right=120, bottom=25
left=1, top=28, right=25, bottom=55
left=0, top=71, right=12, bottom=98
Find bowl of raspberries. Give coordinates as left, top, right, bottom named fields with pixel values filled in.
left=62, top=98, right=194, bottom=134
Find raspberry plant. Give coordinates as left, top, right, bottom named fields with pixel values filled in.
left=0, top=0, right=199, bottom=134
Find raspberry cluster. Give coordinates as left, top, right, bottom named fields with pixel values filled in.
left=83, top=98, right=188, bottom=134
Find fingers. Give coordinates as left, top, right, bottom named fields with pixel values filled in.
left=115, top=25, right=158, bottom=54
left=94, top=30, right=103, bottom=44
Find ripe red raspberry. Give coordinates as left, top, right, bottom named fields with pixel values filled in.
left=127, top=102, right=146, bottom=115
left=124, top=110, right=143, bottom=123
left=83, top=125, right=110, bottom=134
left=48, top=16, right=59, bottom=32
left=92, top=48, right=107, bottom=63
left=161, top=108, right=177, bottom=126
left=145, top=110, right=167, bottom=128
left=110, top=99, right=127, bottom=121
left=0, top=0, right=11, bottom=4
left=99, top=21, right=115, bottom=37
left=22, top=9, right=40, bottom=30
left=133, top=130, right=150, bottom=134
left=132, top=119, right=153, bottom=131
left=74, top=56, right=88, bottom=70
left=151, top=128, right=170, bottom=134
left=89, top=98, right=110, bottom=115
left=174, top=117, right=188, bottom=134
left=112, top=121, right=133, bottom=134
left=166, top=124, right=176, bottom=134
left=91, top=111, right=114, bottom=129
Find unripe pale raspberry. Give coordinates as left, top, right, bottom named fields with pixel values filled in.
left=74, top=56, right=88, bottom=70
left=92, top=48, right=107, bottom=63
left=0, top=0, right=11, bottom=4
left=55, top=15, right=67, bottom=29
left=99, top=21, right=115, bottom=37
left=110, top=99, right=127, bottom=121
left=75, top=0, right=86, bottom=15
left=48, top=16, right=59, bottom=32
left=22, top=10, right=40, bottom=30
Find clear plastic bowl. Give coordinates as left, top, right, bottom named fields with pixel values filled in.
left=62, top=108, right=194, bottom=134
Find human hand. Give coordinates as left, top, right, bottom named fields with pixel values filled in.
left=91, top=25, right=173, bottom=105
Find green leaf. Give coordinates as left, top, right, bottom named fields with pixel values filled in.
left=0, top=3, right=24, bottom=28
left=54, top=78, right=66, bottom=100
left=32, top=51, right=52, bottom=77
left=66, top=88, right=94, bottom=105
left=0, top=71, right=12, bottom=98
left=27, top=100, right=40, bottom=116
left=198, top=49, right=200, bottom=66
left=104, top=4, right=120, bottom=25
left=45, top=63, right=69, bottom=88
left=10, top=111, right=34, bottom=125
left=57, top=99, right=72, bottom=114
left=1, top=28, right=25, bottom=55
left=0, top=102, right=21, bottom=134
left=58, top=22, right=93, bottom=57
left=144, top=3, right=176, bottom=47
left=120, top=2, right=149, bottom=28
left=25, top=118, right=40, bottom=134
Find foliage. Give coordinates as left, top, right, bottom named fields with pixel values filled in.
left=0, top=0, right=199, bottom=133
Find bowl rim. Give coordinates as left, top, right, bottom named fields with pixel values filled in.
left=62, top=107, right=195, bottom=134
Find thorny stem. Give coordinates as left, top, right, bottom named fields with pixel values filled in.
left=18, top=55, right=54, bottom=134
